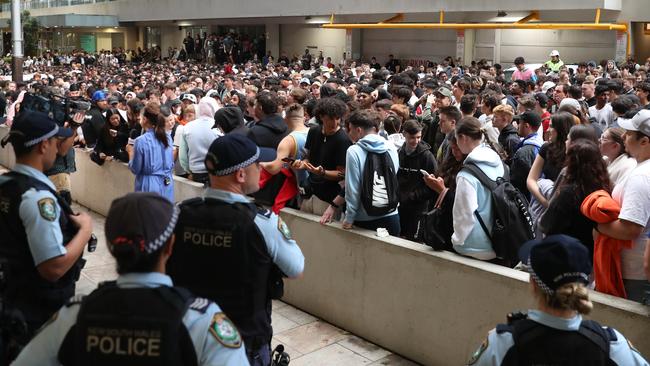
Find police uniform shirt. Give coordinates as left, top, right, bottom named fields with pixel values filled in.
left=12, top=272, right=251, bottom=366
left=469, top=310, right=649, bottom=366
left=12, top=163, right=66, bottom=265
left=204, top=188, right=305, bottom=278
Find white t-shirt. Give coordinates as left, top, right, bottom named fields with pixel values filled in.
left=588, top=103, right=616, bottom=130
left=612, top=159, right=650, bottom=280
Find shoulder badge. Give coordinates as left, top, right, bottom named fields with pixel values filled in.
left=467, top=336, right=489, bottom=365
left=209, top=312, right=242, bottom=349
left=38, top=197, right=57, bottom=221
left=189, top=297, right=212, bottom=314
left=256, top=205, right=272, bottom=219
left=277, top=216, right=292, bottom=240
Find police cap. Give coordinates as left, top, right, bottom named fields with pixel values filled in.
left=105, top=192, right=179, bottom=254
left=519, top=234, right=592, bottom=295
left=3, top=110, right=73, bottom=148
left=205, top=134, right=275, bottom=176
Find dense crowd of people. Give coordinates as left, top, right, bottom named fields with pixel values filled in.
left=1, top=42, right=650, bottom=364
left=2, top=48, right=650, bottom=305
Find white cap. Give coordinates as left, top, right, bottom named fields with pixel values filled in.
left=618, top=109, right=650, bottom=136
left=559, top=98, right=581, bottom=111
left=542, top=81, right=556, bottom=93
left=549, top=50, right=560, bottom=57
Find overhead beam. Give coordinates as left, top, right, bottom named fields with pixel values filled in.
left=322, top=22, right=627, bottom=32
left=379, top=13, right=404, bottom=23
left=515, top=11, right=539, bottom=24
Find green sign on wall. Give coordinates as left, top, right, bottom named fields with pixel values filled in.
left=80, top=34, right=96, bottom=53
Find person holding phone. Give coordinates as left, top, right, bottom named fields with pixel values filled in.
left=397, top=120, right=437, bottom=240
left=91, top=108, right=129, bottom=165
left=259, top=103, right=310, bottom=213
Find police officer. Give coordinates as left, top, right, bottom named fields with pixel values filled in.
left=167, top=133, right=305, bottom=366
left=0, top=111, right=92, bottom=336
left=12, top=192, right=250, bottom=365
left=467, top=235, right=649, bottom=366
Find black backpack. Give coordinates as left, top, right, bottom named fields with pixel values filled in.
left=461, top=163, right=535, bottom=267
left=361, top=151, right=399, bottom=216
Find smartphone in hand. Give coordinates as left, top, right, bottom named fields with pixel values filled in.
left=420, top=169, right=430, bottom=177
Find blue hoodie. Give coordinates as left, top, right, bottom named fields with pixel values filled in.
left=451, top=145, right=505, bottom=260
left=345, top=134, right=400, bottom=223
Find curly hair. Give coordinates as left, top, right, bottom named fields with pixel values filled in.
left=559, top=139, right=611, bottom=197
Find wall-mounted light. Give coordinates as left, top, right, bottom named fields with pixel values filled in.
left=645, top=23, right=650, bottom=35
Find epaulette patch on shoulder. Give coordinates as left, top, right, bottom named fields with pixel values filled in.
left=65, top=294, right=86, bottom=307
left=189, top=297, right=212, bottom=314
left=256, top=205, right=272, bottom=219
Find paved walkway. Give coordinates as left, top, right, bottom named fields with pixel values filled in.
left=74, top=203, right=420, bottom=366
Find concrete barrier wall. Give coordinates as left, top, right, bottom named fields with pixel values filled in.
left=1, top=125, right=649, bottom=364
left=280, top=210, right=650, bottom=365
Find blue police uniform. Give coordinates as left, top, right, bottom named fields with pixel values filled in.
left=469, top=310, right=648, bottom=366
left=12, top=163, right=67, bottom=264
left=12, top=272, right=251, bottom=366
left=205, top=188, right=305, bottom=278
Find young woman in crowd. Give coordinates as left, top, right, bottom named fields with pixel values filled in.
left=423, top=134, right=466, bottom=251
left=127, top=102, right=175, bottom=202
left=540, top=139, right=611, bottom=257
left=526, top=112, right=574, bottom=208
left=599, top=127, right=637, bottom=187
left=91, top=108, right=129, bottom=164
left=450, top=117, right=505, bottom=262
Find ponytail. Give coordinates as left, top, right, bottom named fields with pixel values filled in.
left=143, top=102, right=169, bottom=148
left=480, top=127, right=507, bottom=161
left=539, top=282, right=593, bottom=315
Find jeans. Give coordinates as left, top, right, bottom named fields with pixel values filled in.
left=355, top=214, right=401, bottom=236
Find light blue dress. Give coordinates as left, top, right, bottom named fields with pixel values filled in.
left=129, top=129, right=175, bottom=202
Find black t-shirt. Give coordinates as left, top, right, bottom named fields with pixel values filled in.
left=538, top=143, right=562, bottom=182
left=304, top=126, right=351, bottom=203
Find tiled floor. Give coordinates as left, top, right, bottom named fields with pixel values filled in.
left=74, top=204, right=420, bottom=365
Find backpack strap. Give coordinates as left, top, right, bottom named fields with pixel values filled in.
left=474, top=210, right=493, bottom=243
left=461, top=163, right=497, bottom=191
left=462, top=163, right=497, bottom=243
left=578, top=320, right=612, bottom=354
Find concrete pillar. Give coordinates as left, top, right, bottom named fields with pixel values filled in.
left=462, top=29, right=475, bottom=66
left=265, top=23, right=279, bottom=58
left=350, top=29, right=361, bottom=61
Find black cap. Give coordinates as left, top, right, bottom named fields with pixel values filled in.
left=214, top=106, right=245, bottom=134
left=6, top=110, right=72, bottom=147
left=105, top=192, right=179, bottom=254
left=205, top=134, right=276, bottom=176
left=533, top=93, right=549, bottom=108
left=514, top=111, right=542, bottom=128
left=519, top=235, right=591, bottom=295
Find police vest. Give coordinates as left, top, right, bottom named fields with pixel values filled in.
left=0, top=172, right=84, bottom=311
left=498, top=315, right=616, bottom=366
left=167, top=197, right=272, bottom=343
left=58, top=282, right=198, bottom=366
